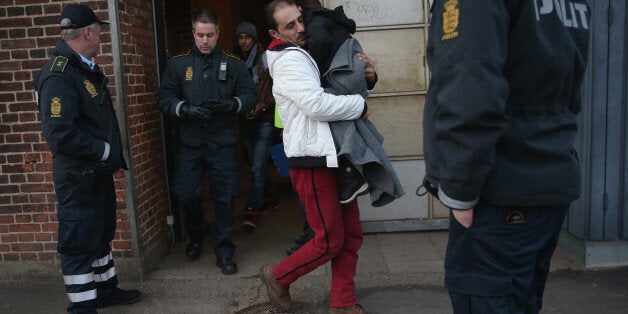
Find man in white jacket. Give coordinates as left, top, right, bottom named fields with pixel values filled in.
left=259, top=1, right=372, bottom=313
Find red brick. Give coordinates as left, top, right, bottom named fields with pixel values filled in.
left=12, top=194, right=28, bottom=204
left=9, top=28, right=27, bottom=39
left=1, top=112, right=18, bottom=123
left=16, top=214, right=33, bottom=223
left=0, top=215, right=15, bottom=224
left=0, top=185, right=19, bottom=194
left=32, top=214, right=51, bottom=223
left=7, top=7, right=25, bottom=16
left=14, top=71, right=32, bottom=81
left=27, top=28, right=44, bottom=37
left=37, top=252, right=57, bottom=260
left=20, top=252, right=39, bottom=261
left=11, top=243, right=43, bottom=252
left=42, top=223, right=57, bottom=232
left=3, top=253, right=20, bottom=261
left=7, top=154, right=24, bottom=163
left=43, top=243, right=57, bottom=251
left=0, top=244, right=10, bottom=253
left=17, top=233, right=34, bottom=242
left=43, top=4, right=61, bottom=14
left=25, top=5, right=43, bottom=15
left=1, top=38, right=36, bottom=50
left=28, top=194, right=46, bottom=203
left=23, top=133, right=40, bottom=143
left=9, top=223, right=41, bottom=233
left=0, top=205, right=21, bottom=214
left=10, top=49, right=28, bottom=59
left=1, top=233, right=17, bottom=243
left=0, top=93, right=17, bottom=102
left=29, top=48, right=46, bottom=59
left=15, top=0, right=45, bottom=5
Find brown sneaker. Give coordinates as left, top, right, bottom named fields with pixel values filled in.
left=329, top=304, right=373, bottom=314
left=259, top=264, right=292, bottom=311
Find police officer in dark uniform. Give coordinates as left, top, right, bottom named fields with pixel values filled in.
left=33, top=4, right=141, bottom=313
left=423, top=0, right=590, bottom=313
left=157, top=10, right=256, bottom=275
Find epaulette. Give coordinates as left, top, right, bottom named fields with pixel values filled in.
left=223, top=50, right=241, bottom=60
left=173, top=50, right=190, bottom=58
left=50, top=56, right=69, bottom=73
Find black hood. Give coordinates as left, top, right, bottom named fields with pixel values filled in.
left=304, top=6, right=356, bottom=34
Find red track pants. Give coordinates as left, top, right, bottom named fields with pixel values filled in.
left=274, top=167, right=363, bottom=307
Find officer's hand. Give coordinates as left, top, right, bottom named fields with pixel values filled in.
left=451, top=208, right=474, bottom=228
left=180, top=102, right=211, bottom=120
left=203, top=98, right=239, bottom=114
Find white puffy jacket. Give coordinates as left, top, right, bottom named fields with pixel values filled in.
left=266, top=46, right=365, bottom=168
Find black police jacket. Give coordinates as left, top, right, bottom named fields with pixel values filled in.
left=34, top=40, right=126, bottom=175
left=423, top=0, right=590, bottom=208
left=158, top=45, right=256, bottom=149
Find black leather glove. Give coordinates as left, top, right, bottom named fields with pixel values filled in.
left=203, top=98, right=239, bottom=113
left=180, top=102, right=211, bottom=120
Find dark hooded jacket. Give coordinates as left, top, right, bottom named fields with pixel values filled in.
left=423, top=0, right=590, bottom=208
left=303, top=6, right=356, bottom=75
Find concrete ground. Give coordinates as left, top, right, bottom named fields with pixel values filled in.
left=1, top=179, right=627, bottom=313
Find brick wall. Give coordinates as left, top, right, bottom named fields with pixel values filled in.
left=0, top=0, right=170, bottom=265
left=117, top=0, right=169, bottom=254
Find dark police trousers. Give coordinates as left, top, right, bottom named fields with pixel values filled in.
left=444, top=202, right=569, bottom=314
left=54, top=164, right=119, bottom=313
left=175, top=144, right=239, bottom=258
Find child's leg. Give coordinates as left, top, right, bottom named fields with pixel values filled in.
left=338, top=156, right=369, bottom=204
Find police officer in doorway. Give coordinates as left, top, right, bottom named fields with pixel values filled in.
left=34, top=4, right=141, bottom=312
left=422, top=0, right=590, bottom=313
left=157, top=10, right=256, bottom=274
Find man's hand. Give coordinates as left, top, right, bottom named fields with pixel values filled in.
left=245, top=103, right=267, bottom=120
left=180, top=102, right=211, bottom=120
left=452, top=208, right=474, bottom=228
left=357, top=53, right=377, bottom=85
left=202, top=98, right=239, bottom=113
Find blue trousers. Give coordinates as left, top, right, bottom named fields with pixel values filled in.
left=240, top=120, right=277, bottom=210
left=53, top=163, right=119, bottom=313
left=445, top=202, right=569, bottom=314
left=175, top=144, right=239, bottom=259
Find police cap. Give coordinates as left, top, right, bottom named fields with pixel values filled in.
left=60, top=4, right=109, bottom=30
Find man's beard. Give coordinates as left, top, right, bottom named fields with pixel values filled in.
left=277, top=32, right=307, bottom=48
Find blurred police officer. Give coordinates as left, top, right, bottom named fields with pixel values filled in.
left=33, top=4, right=141, bottom=313
left=423, top=0, right=590, bottom=313
left=157, top=10, right=256, bottom=274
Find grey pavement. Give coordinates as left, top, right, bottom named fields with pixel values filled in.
left=1, top=181, right=627, bottom=313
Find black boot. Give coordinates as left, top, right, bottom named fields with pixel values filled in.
left=97, top=287, right=142, bottom=308
left=186, top=240, right=203, bottom=260
left=216, top=257, right=238, bottom=275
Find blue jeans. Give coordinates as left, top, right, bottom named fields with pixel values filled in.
left=240, top=120, right=277, bottom=210
left=175, top=144, right=239, bottom=259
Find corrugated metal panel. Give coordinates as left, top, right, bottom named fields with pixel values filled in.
left=606, top=0, right=626, bottom=240
left=569, top=0, right=627, bottom=241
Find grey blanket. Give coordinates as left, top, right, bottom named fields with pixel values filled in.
left=323, top=38, right=404, bottom=207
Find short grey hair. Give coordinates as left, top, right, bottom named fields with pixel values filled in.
left=60, top=18, right=97, bottom=41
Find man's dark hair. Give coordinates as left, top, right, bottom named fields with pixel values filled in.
left=265, top=0, right=296, bottom=31
left=191, top=9, right=219, bottom=29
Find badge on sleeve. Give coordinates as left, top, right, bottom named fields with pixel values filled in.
left=50, top=97, right=62, bottom=118
left=442, top=0, right=460, bottom=41
left=84, top=80, right=98, bottom=98
left=185, top=66, right=193, bottom=81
